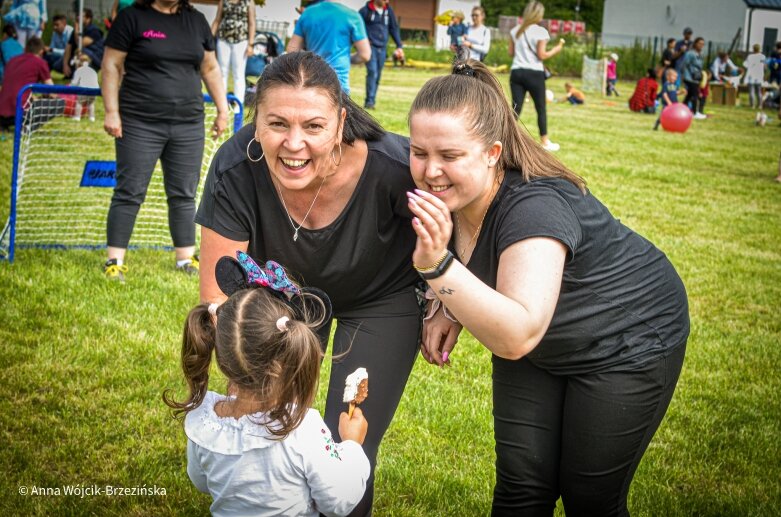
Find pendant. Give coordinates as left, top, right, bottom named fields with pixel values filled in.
left=293, top=229, right=299, bottom=242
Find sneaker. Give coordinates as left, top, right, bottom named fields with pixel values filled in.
left=364, top=103, right=375, bottom=110
left=104, top=258, right=128, bottom=282
left=176, top=255, right=200, bottom=276
left=542, top=141, right=561, bottom=152
left=693, top=113, right=707, bottom=120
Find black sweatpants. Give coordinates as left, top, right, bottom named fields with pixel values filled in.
left=107, top=115, right=205, bottom=249
left=491, top=343, right=686, bottom=517
left=319, top=287, right=422, bottom=517
left=510, top=68, right=548, bottom=137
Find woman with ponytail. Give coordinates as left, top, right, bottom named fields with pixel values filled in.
left=165, top=255, right=369, bottom=516
left=407, top=58, right=689, bottom=515
left=509, top=1, right=565, bottom=151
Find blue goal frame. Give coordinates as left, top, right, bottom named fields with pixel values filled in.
left=0, top=83, right=243, bottom=263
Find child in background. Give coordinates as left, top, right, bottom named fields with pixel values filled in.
left=0, top=24, right=24, bottom=84
left=606, top=52, right=619, bottom=96
left=70, top=54, right=99, bottom=121
left=629, top=68, right=658, bottom=113
left=164, top=253, right=370, bottom=517
left=563, top=82, right=585, bottom=104
left=447, top=11, right=468, bottom=53
left=697, top=69, right=710, bottom=118
left=654, top=67, right=679, bottom=130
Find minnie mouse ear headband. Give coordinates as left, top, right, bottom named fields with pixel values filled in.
left=214, top=250, right=333, bottom=330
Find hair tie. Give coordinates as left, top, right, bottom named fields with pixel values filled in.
left=454, top=63, right=475, bottom=77
left=276, top=316, right=290, bottom=332
left=208, top=303, right=219, bottom=316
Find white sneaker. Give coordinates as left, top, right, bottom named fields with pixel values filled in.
left=693, top=113, right=707, bottom=120
left=542, top=141, right=560, bottom=152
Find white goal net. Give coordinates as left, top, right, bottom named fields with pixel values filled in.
left=0, top=85, right=242, bottom=262
left=581, top=56, right=607, bottom=94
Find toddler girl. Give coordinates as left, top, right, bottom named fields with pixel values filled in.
left=165, top=252, right=369, bottom=517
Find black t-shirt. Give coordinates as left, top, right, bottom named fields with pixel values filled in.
left=105, top=4, right=215, bottom=121
left=69, top=23, right=105, bottom=61
left=465, top=171, right=689, bottom=374
left=661, top=48, right=674, bottom=66
left=196, top=125, right=419, bottom=313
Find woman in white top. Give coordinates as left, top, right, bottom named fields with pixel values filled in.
left=508, top=1, right=564, bottom=151
left=463, top=6, right=491, bottom=62
left=743, top=43, right=766, bottom=109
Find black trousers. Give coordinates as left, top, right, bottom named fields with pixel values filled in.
left=510, top=68, right=548, bottom=137
left=319, top=287, right=421, bottom=517
left=107, top=115, right=205, bottom=249
left=491, top=343, right=686, bottom=517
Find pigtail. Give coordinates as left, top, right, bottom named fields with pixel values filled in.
left=163, top=304, right=217, bottom=419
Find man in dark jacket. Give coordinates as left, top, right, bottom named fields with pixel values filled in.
left=358, top=0, right=403, bottom=109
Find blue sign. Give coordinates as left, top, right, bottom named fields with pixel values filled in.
left=80, top=161, right=117, bottom=187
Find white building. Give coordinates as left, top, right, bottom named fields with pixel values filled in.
left=601, top=0, right=780, bottom=53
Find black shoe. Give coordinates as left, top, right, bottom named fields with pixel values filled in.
left=364, top=104, right=375, bottom=110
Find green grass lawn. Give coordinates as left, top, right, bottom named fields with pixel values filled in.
left=1, top=67, right=780, bottom=516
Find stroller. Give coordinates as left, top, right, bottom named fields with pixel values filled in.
left=245, top=21, right=288, bottom=106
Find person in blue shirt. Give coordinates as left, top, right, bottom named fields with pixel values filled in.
left=358, top=0, right=403, bottom=109
left=3, top=0, right=47, bottom=46
left=0, top=24, right=24, bottom=83
left=43, top=14, right=73, bottom=73
left=654, top=67, right=679, bottom=130
left=287, top=0, right=370, bottom=95
left=447, top=11, right=468, bottom=53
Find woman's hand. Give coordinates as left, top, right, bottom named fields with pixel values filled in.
left=211, top=111, right=229, bottom=140
left=245, top=44, right=254, bottom=58
left=421, top=305, right=462, bottom=367
left=407, top=189, right=453, bottom=270
left=104, top=111, right=123, bottom=138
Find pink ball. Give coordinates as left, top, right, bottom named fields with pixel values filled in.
left=660, top=103, right=693, bottom=133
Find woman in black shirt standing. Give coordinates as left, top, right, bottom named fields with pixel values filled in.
left=196, top=51, right=434, bottom=516
left=101, top=0, right=229, bottom=281
left=407, top=59, right=689, bottom=516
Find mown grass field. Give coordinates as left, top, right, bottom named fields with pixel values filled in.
left=1, top=66, right=780, bottom=516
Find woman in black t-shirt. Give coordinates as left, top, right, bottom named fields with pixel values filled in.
left=406, top=59, right=689, bottom=515
left=196, top=51, right=438, bottom=516
left=100, top=0, right=229, bottom=281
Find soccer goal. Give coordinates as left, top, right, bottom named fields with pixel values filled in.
left=581, top=56, right=607, bottom=95
left=0, top=84, right=243, bottom=263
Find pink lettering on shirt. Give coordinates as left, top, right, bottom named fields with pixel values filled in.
left=143, top=30, right=167, bottom=39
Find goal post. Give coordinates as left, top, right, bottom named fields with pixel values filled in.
left=0, top=84, right=243, bottom=263
left=581, top=56, right=607, bottom=95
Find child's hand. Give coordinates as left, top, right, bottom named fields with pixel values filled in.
left=558, top=39, right=566, bottom=48
left=339, top=407, right=368, bottom=445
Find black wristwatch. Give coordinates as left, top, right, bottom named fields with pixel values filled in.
left=418, top=250, right=455, bottom=280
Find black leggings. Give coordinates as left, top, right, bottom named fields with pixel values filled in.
left=491, top=343, right=686, bottom=517
left=510, top=68, right=548, bottom=137
left=319, top=287, right=421, bottom=517
left=683, top=81, right=701, bottom=113
left=107, top=115, right=205, bottom=249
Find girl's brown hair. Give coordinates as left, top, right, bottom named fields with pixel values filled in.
left=164, top=288, right=325, bottom=438
left=409, top=58, right=585, bottom=191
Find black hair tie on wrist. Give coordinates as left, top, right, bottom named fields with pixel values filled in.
left=454, top=63, right=475, bottom=77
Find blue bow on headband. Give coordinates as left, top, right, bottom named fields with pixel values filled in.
left=236, top=250, right=301, bottom=295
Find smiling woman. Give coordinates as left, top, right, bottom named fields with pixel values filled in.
left=194, top=51, right=450, bottom=516
left=407, top=58, right=690, bottom=516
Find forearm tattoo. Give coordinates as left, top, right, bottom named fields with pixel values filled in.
left=439, top=286, right=455, bottom=295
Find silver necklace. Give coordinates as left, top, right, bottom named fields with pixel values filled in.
left=276, top=175, right=327, bottom=242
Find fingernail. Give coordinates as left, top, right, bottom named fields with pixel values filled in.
left=442, top=351, right=449, bottom=362
left=414, top=189, right=427, bottom=196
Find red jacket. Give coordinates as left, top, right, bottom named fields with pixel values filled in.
left=628, top=77, right=658, bottom=112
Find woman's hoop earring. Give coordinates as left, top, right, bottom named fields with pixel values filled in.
left=246, top=139, right=264, bottom=163
left=330, top=143, right=343, bottom=167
